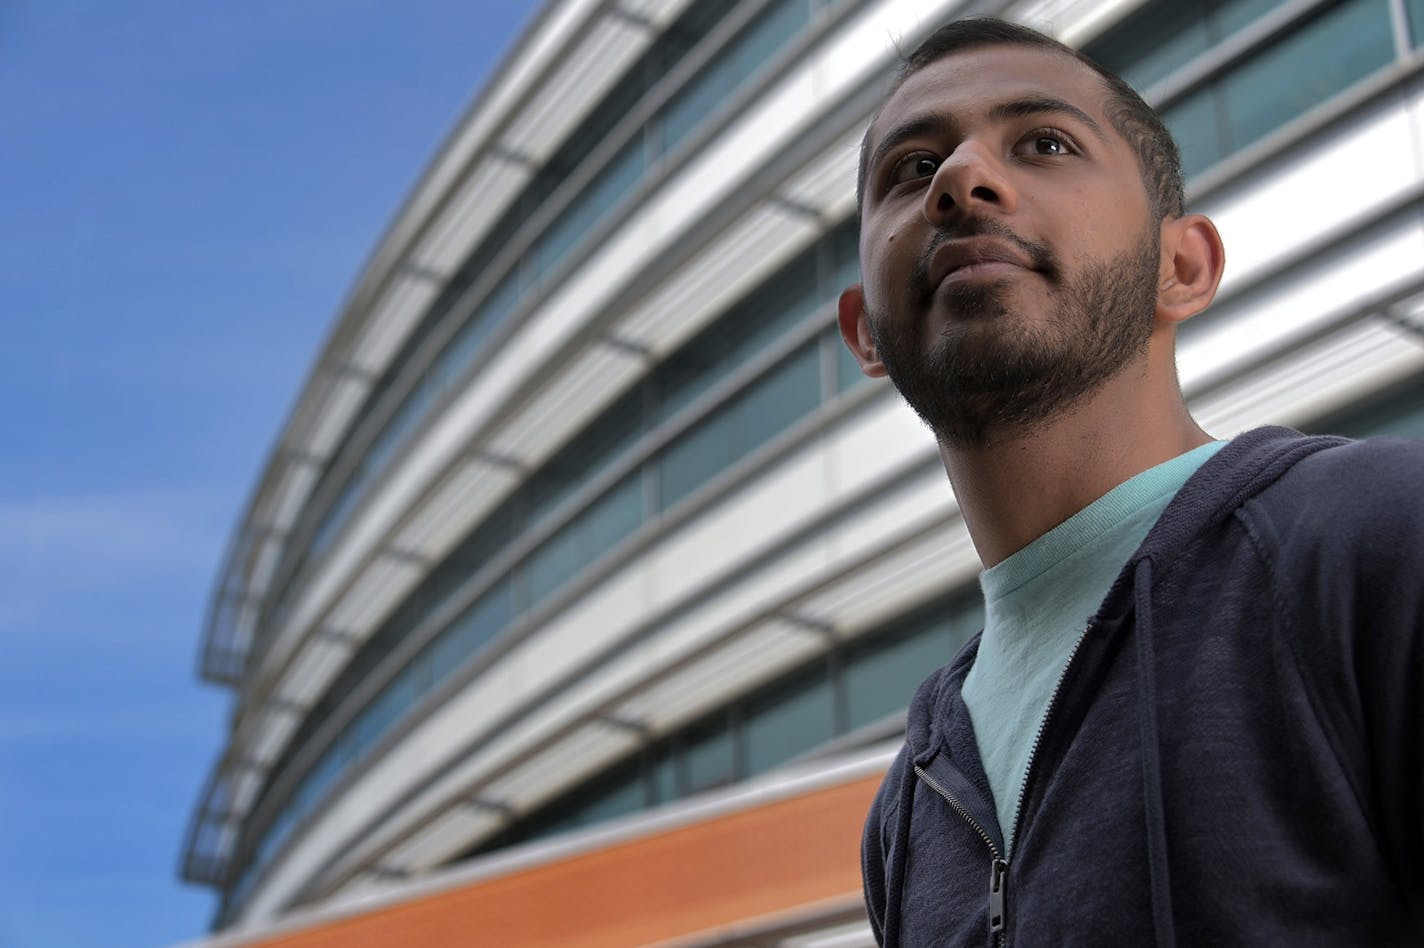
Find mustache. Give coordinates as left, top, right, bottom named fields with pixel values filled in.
left=912, top=219, right=1059, bottom=293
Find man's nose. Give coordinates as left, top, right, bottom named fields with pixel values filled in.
left=923, top=142, right=1017, bottom=223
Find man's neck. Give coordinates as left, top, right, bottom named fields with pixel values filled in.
left=940, top=368, right=1211, bottom=569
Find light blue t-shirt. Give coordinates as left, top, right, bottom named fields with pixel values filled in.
left=962, top=441, right=1225, bottom=854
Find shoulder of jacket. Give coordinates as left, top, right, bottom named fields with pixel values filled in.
left=1247, top=435, right=1424, bottom=545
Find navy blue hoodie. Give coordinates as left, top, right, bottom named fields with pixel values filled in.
left=862, top=428, right=1424, bottom=946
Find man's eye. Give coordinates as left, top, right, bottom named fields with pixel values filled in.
left=890, top=154, right=939, bottom=185
left=1017, top=130, right=1075, bottom=157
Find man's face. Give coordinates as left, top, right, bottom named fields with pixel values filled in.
left=853, top=45, right=1163, bottom=445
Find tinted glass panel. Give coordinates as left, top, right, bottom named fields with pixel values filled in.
left=1163, top=88, right=1225, bottom=179
left=1305, top=374, right=1424, bottom=439
left=731, top=341, right=820, bottom=455
left=1412, top=0, right=1424, bottom=46
left=1220, top=0, right=1393, bottom=151
left=1215, top=0, right=1286, bottom=34
left=659, top=408, right=732, bottom=507
left=743, top=665, right=835, bottom=775
left=1094, top=2, right=1211, bottom=90
left=845, top=599, right=982, bottom=730
left=683, top=719, right=736, bottom=793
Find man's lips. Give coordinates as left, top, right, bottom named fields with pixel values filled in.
left=927, top=238, right=1038, bottom=290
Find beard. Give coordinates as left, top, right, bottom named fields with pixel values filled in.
left=869, top=222, right=1161, bottom=447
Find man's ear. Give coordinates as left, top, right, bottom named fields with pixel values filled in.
left=837, top=283, right=888, bottom=378
left=1156, top=213, right=1225, bottom=327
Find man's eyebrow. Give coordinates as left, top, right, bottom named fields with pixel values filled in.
left=988, top=96, right=1110, bottom=143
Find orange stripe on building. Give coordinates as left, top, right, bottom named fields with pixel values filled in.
left=239, top=773, right=882, bottom=947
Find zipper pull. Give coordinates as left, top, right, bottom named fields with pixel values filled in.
left=989, top=857, right=1008, bottom=937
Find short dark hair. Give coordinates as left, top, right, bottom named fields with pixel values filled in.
left=856, top=18, right=1185, bottom=220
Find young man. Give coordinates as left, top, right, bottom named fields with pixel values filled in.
left=837, top=18, right=1423, bottom=946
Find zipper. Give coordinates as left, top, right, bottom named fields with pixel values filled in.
left=914, top=764, right=1006, bottom=946
left=914, top=623, right=1096, bottom=946
left=1008, top=623, right=1094, bottom=846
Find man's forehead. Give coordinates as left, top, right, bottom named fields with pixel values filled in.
left=869, top=44, right=1111, bottom=144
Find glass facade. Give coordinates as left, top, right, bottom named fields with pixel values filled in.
left=221, top=217, right=867, bottom=915
left=1086, top=0, right=1412, bottom=178
left=213, top=0, right=1424, bottom=920
left=462, top=589, right=985, bottom=858
left=258, top=0, right=835, bottom=649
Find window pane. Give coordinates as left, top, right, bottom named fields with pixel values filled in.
left=1163, top=87, right=1225, bottom=179
left=1220, top=0, right=1394, bottom=152
left=659, top=0, right=810, bottom=149
left=730, top=341, right=820, bottom=456
left=656, top=246, right=820, bottom=422
left=1088, top=2, right=1211, bottom=90
left=1412, top=0, right=1424, bottom=46
left=659, top=407, right=732, bottom=507
left=682, top=719, right=736, bottom=793
left=533, top=141, right=646, bottom=280
left=527, top=525, right=583, bottom=603
left=584, top=474, right=643, bottom=555
left=1304, top=373, right=1424, bottom=440
left=528, top=388, right=643, bottom=520
left=744, top=665, right=836, bottom=775
left=844, top=597, right=983, bottom=730
left=1214, top=0, right=1287, bottom=35
left=649, top=752, right=678, bottom=805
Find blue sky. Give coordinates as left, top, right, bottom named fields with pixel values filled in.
left=0, top=3, right=539, bottom=945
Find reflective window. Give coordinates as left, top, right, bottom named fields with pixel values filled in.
left=659, top=0, right=812, bottom=146
left=1162, top=87, right=1224, bottom=180
left=224, top=219, right=862, bottom=910
left=1090, top=0, right=1404, bottom=180
left=257, top=0, right=819, bottom=644
left=1412, top=0, right=1424, bottom=46
left=1305, top=373, right=1424, bottom=440
left=743, top=663, right=835, bottom=776
left=683, top=717, right=737, bottom=793
left=1219, top=0, right=1393, bottom=151
left=456, top=588, right=985, bottom=865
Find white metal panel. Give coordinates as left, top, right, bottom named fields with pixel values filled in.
left=479, top=723, right=642, bottom=810
left=1015, top=0, right=1151, bottom=43
left=390, top=0, right=605, bottom=245
left=823, top=392, right=934, bottom=497
left=278, top=638, right=352, bottom=710
left=409, top=158, right=531, bottom=277
left=619, top=0, right=695, bottom=23
left=388, top=458, right=522, bottom=560
left=381, top=805, right=504, bottom=874
left=1179, top=215, right=1424, bottom=392
left=267, top=464, right=318, bottom=536
left=301, top=373, right=369, bottom=459
left=613, top=622, right=825, bottom=730
left=617, top=204, right=822, bottom=357
left=1204, top=102, right=1421, bottom=294
left=229, top=770, right=264, bottom=817
left=511, top=565, right=656, bottom=697
left=250, top=709, right=300, bottom=768
left=247, top=535, right=285, bottom=600
left=321, top=555, right=426, bottom=635
left=800, top=512, right=979, bottom=642
left=778, top=129, right=861, bottom=214
left=347, top=277, right=441, bottom=375
left=502, top=17, right=650, bottom=159
left=480, top=340, right=645, bottom=463
left=1192, top=318, right=1424, bottom=435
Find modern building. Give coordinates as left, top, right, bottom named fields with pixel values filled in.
left=180, top=0, right=1424, bottom=944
